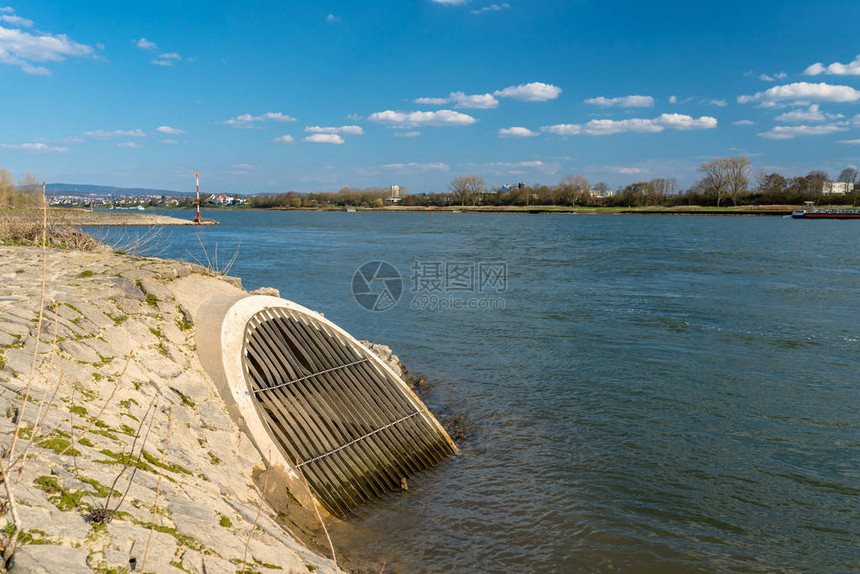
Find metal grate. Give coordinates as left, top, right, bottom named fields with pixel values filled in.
left=242, top=307, right=455, bottom=516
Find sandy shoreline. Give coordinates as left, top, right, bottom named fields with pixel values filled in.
left=50, top=209, right=218, bottom=226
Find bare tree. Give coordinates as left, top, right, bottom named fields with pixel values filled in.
left=838, top=167, right=858, bottom=206
left=0, top=168, right=14, bottom=209
left=699, top=157, right=750, bottom=207
left=807, top=170, right=828, bottom=203
left=18, top=173, right=42, bottom=208
left=837, top=167, right=857, bottom=184
left=558, top=175, right=590, bottom=206
left=650, top=178, right=678, bottom=203
left=726, top=157, right=751, bottom=206
left=448, top=175, right=485, bottom=206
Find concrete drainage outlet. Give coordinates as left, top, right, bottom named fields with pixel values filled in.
left=197, top=295, right=456, bottom=517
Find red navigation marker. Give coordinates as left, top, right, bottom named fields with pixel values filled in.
left=195, top=173, right=201, bottom=223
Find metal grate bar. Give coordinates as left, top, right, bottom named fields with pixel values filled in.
left=297, top=411, right=420, bottom=468
left=251, top=358, right=370, bottom=395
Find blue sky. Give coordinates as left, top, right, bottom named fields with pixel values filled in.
left=2, top=0, right=860, bottom=194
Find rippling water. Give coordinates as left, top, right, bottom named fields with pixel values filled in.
left=98, top=211, right=859, bottom=572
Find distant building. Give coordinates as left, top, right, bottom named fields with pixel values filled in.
left=208, top=194, right=247, bottom=206
left=500, top=183, right=525, bottom=191
left=823, top=181, right=854, bottom=195
left=387, top=185, right=402, bottom=203
left=590, top=188, right=614, bottom=199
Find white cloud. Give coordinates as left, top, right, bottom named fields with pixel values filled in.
left=733, top=120, right=755, bottom=126
left=499, top=126, right=538, bottom=138
left=489, top=161, right=545, bottom=168
left=494, top=82, right=561, bottom=102
left=542, top=113, right=717, bottom=136
left=585, top=95, right=654, bottom=108
left=416, top=82, right=558, bottom=108
left=757, top=124, right=847, bottom=140
left=837, top=139, right=860, bottom=144
left=304, top=125, right=364, bottom=135
left=738, top=82, right=860, bottom=106
left=136, top=37, right=157, bottom=50
left=0, top=142, right=68, bottom=152
left=383, top=162, right=450, bottom=171
left=804, top=55, right=860, bottom=76
left=543, top=123, right=581, bottom=135
left=117, top=142, right=140, bottom=148
left=450, top=91, right=498, bottom=109
left=156, top=125, right=185, bottom=134
left=85, top=129, right=146, bottom=139
left=773, top=104, right=844, bottom=123
left=393, top=131, right=421, bottom=138
left=432, top=0, right=468, bottom=4
left=0, top=14, right=32, bottom=27
left=159, top=139, right=180, bottom=144
left=222, top=112, right=298, bottom=127
left=669, top=95, right=678, bottom=104
left=303, top=134, right=345, bottom=144
left=0, top=8, right=13, bottom=13
left=581, top=118, right=664, bottom=135
left=152, top=52, right=183, bottom=66
left=414, top=91, right=498, bottom=109
left=136, top=39, right=185, bottom=66
left=609, top=166, right=647, bottom=174
left=326, top=14, right=340, bottom=22
left=656, top=113, right=718, bottom=130
left=368, top=109, right=478, bottom=127
left=272, top=135, right=294, bottom=143
left=471, top=3, right=510, bottom=14
left=758, top=72, right=786, bottom=82
left=703, top=99, right=727, bottom=107
left=0, top=20, right=94, bottom=75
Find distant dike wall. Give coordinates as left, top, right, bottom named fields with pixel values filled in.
left=0, top=245, right=340, bottom=574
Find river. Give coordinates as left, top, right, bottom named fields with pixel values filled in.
left=93, top=210, right=860, bottom=572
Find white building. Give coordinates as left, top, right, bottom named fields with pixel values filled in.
left=823, top=181, right=854, bottom=195
left=208, top=194, right=247, bottom=206
left=387, top=185, right=402, bottom=203
left=590, top=188, right=614, bottom=199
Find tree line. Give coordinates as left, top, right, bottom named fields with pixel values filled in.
left=5, top=158, right=857, bottom=211
left=244, top=157, right=858, bottom=209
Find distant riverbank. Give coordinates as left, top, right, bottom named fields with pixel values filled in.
left=240, top=204, right=808, bottom=215
left=50, top=203, right=857, bottom=217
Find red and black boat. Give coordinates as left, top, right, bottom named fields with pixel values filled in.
left=791, top=201, right=860, bottom=219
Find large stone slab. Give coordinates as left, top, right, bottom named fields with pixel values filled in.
left=9, top=545, right=91, bottom=574
left=17, top=506, right=91, bottom=542
left=106, top=522, right=178, bottom=574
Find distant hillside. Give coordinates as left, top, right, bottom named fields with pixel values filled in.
left=45, top=183, right=193, bottom=197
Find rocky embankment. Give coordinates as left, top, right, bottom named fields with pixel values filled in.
left=0, top=245, right=338, bottom=573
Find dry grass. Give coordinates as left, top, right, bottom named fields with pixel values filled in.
left=0, top=210, right=101, bottom=251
